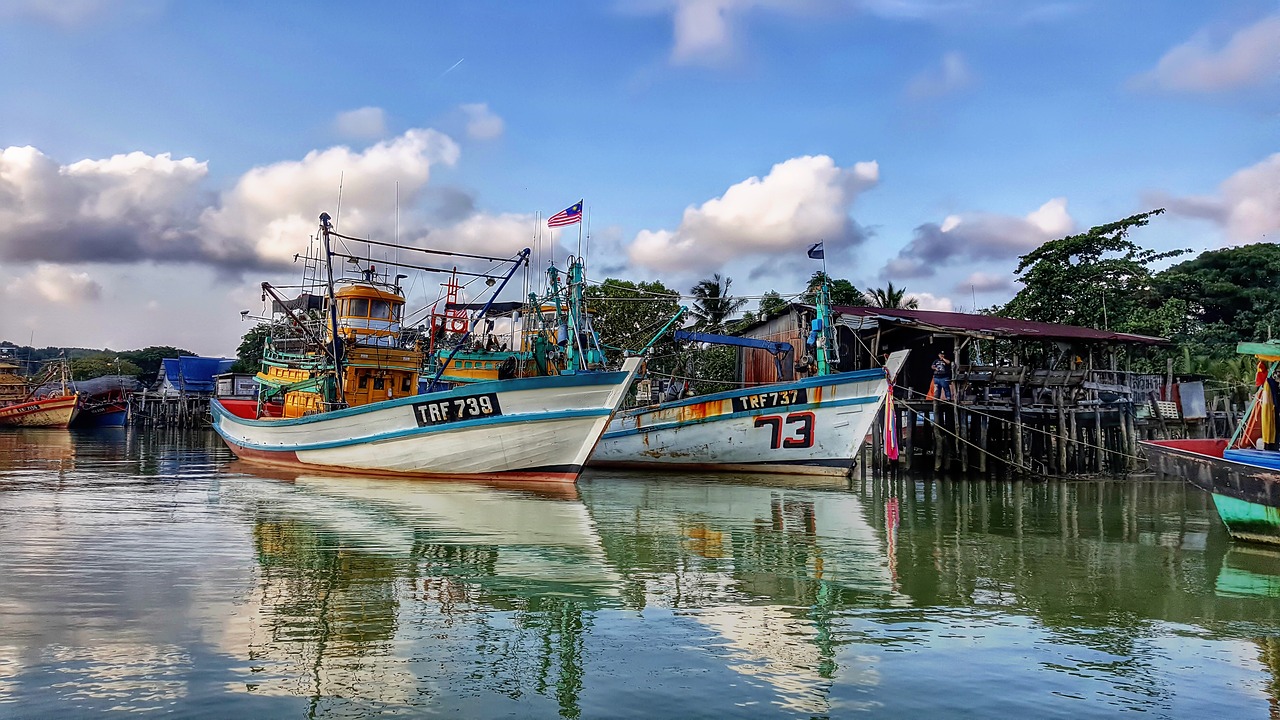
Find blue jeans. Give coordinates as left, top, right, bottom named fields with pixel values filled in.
left=933, top=378, right=952, bottom=400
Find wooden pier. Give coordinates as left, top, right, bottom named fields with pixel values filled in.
left=126, top=391, right=213, bottom=429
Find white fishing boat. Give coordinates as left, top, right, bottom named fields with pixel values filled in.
left=591, top=350, right=907, bottom=476
left=212, top=212, right=640, bottom=483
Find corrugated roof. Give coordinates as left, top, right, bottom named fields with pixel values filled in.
left=833, top=306, right=1168, bottom=345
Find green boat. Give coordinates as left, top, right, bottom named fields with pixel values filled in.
left=1141, top=341, right=1280, bottom=546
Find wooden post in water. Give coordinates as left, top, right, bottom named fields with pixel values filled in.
left=933, top=398, right=943, bottom=473
left=1056, top=390, right=1068, bottom=475
left=1013, top=382, right=1025, bottom=474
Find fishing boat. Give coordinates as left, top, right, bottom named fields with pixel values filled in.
left=589, top=278, right=909, bottom=476
left=0, top=359, right=79, bottom=428
left=1142, top=340, right=1280, bottom=545
left=212, top=213, right=640, bottom=483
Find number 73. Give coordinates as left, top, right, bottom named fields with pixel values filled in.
left=754, top=411, right=815, bottom=449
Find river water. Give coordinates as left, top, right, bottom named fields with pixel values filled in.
left=0, top=428, right=1277, bottom=719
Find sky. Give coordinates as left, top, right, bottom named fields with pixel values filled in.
left=0, top=0, right=1276, bottom=356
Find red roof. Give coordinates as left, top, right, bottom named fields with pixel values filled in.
left=833, top=306, right=1168, bottom=345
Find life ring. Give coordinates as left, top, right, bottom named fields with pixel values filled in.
left=448, top=316, right=468, bottom=333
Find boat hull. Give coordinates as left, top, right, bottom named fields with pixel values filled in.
left=76, top=404, right=127, bottom=428
left=0, top=395, right=79, bottom=428
left=212, top=361, right=639, bottom=483
left=1141, top=438, right=1280, bottom=545
left=590, top=352, right=907, bottom=476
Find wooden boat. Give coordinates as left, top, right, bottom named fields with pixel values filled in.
left=591, top=353, right=907, bottom=475
left=589, top=276, right=909, bottom=475
left=212, top=213, right=640, bottom=483
left=0, top=359, right=79, bottom=428
left=69, top=375, right=143, bottom=427
left=1141, top=341, right=1280, bottom=545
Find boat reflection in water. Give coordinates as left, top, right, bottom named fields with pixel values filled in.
left=220, top=464, right=622, bottom=717
left=6, top=428, right=1280, bottom=717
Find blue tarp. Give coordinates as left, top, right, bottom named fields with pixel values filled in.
left=1223, top=448, right=1280, bottom=471
left=159, top=357, right=234, bottom=394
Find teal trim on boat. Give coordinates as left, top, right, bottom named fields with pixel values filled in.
left=1211, top=493, right=1280, bottom=545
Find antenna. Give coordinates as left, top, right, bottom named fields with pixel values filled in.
left=334, top=172, right=345, bottom=228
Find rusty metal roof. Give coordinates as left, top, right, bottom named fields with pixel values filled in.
left=833, top=306, right=1168, bottom=345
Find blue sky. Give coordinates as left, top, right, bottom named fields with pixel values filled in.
left=0, top=0, right=1276, bottom=354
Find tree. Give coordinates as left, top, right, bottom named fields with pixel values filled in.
left=758, top=290, right=788, bottom=318
left=689, top=274, right=747, bottom=332
left=118, top=345, right=196, bottom=385
left=70, top=355, right=143, bottom=380
left=804, top=272, right=866, bottom=306
left=231, top=323, right=274, bottom=373
left=583, top=279, right=682, bottom=368
left=1001, top=209, right=1184, bottom=333
left=865, top=281, right=919, bottom=309
left=1151, top=243, right=1280, bottom=355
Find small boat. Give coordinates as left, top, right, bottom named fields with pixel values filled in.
left=589, top=278, right=909, bottom=476
left=68, top=375, right=143, bottom=427
left=1142, top=340, right=1280, bottom=545
left=0, top=359, right=79, bottom=428
left=212, top=213, right=640, bottom=483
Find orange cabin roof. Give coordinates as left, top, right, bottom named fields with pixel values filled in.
left=335, top=284, right=405, bottom=305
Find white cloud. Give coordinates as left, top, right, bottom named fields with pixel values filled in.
left=905, top=52, right=973, bottom=100
left=908, top=291, right=952, bottom=311
left=883, top=197, right=1073, bottom=278
left=460, top=103, right=504, bottom=140
left=1155, top=153, right=1280, bottom=243
left=200, top=129, right=461, bottom=267
left=334, top=107, right=388, bottom=139
left=5, top=264, right=102, bottom=304
left=0, top=146, right=208, bottom=264
left=627, top=155, right=878, bottom=273
left=1135, top=14, right=1280, bottom=92
left=0, top=129, right=462, bottom=272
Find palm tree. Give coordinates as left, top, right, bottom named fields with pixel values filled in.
left=689, top=274, right=748, bottom=332
left=866, top=281, right=919, bottom=310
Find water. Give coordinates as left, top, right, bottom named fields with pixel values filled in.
left=0, top=428, right=1277, bottom=719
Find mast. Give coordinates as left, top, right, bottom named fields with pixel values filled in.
left=318, top=212, right=345, bottom=406
left=816, top=277, right=831, bottom=375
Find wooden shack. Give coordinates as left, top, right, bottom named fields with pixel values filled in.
left=734, top=305, right=1232, bottom=477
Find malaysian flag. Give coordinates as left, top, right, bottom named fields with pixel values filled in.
left=548, top=200, right=583, bottom=228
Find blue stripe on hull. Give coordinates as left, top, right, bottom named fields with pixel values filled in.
left=212, top=403, right=609, bottom=452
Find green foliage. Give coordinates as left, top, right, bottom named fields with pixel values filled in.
left=758, top=290, right=788, bottom=318
left=231, top=323, right=274, bottom=373
left=118, top=346, right=196, bottom=383
left=803, top=272, right=866, bottom=306
left=70, top=355, right=144, bottom=380
left=865, top=281, right=919, bottom=309
left=689, top=274, right=748, bottom=332
left=1152, top=243, right=1280, bottom=356
left=584, top=278, right=682, bottom=370
left=1001, top=209, right=1185, bottom=334
left=689, top=345, right=737, bottom=390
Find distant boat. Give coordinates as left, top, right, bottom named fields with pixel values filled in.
left=0, top=359, right=78, bottom=428
left=68, top=375, right=143, bottom=428
left=212, top=213, right=640, bottom=483
left=590, top=277, right=909, bottom=476
left=1142, top=340, right=1280, bottom=545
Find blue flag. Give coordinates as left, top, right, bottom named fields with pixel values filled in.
left=807, top=242, right=824, bottom=260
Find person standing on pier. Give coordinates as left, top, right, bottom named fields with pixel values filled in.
left=932, top=352, right=953, bottom=401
